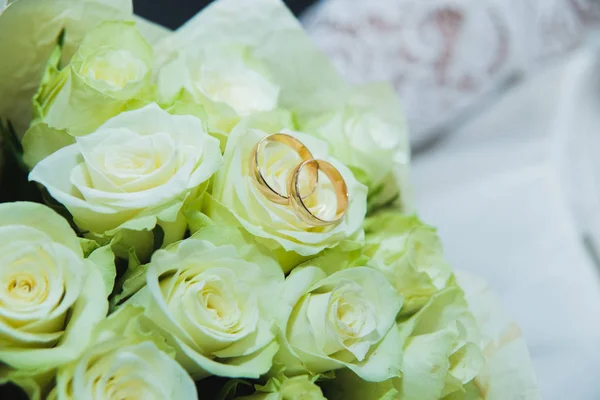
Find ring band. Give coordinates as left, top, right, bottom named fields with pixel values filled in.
left=288, top=159, right=348, bottom=227
left=251, top=133, right=318, bottom=205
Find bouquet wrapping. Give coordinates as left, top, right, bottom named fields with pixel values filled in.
left=0, top=0, right=538, bottom=399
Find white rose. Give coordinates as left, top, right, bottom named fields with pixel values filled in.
left=274, top=266, right=403, bottom=382
left=31, top=21, right=154, bottom=137
left=322, top=286, right=485, bottom=400
left=126, top=226, right=284, bottom=379
left=29, top=103, right=222, bottom=258
left=50, top=305, right=197, bottom=400
left=158, top=46, right=280, bottom=139
left=311, top=111, right=402, bottom=184
left=194, top=59, right=279, bottom=117
left=0, top=202, right=109, bottom=376
left=0, top=0, right=132, bottom=136
left=302, top=84, right=411, bottom=210
left=206, top=114, right=367, bottom=271
left=79, top=47, right=148, bottom=95
left=363, top=212, right=453, bottom=314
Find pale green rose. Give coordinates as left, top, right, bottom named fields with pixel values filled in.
left=274, top=265, right=403, bottom=382
left=363, top=212, right=453, bottom=315
left=29, top=104, right=222, bottom=260
left=152, top=0, right=350, bottom=121
left=302, top=84, right=411, bottom=211
left=0, top=202, right=112, bottom=391
left=0, top=0, right=132, bottom=137
left=453, top=272, right=539, bottom=400
left=158, top=45, right=280, bottom=142
left=321, top=286, right=485, bottom=400
left=23, top=19, right=155, bottom=169
left=238, top=375, right=326, bottom=400
left=49, top=305, right=197, bottom=400
left=25, top=20, right=153, bottom=143
left=203, top=113, right=367, bottom=271
left=397, top=287, right=484, bottom=399
left=125, top=226, right=284, bottom=379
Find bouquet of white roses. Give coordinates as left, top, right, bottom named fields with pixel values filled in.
left=0, top=0, right=539, bottom=399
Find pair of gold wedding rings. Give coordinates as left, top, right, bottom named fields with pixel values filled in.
left=251, top=133, right=349, bottom=227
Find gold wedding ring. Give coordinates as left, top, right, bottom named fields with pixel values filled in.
left=251, top=133, right=317, bottom=204
left=251, top=134, right=349, bottom=227
left=289, top=159, right=348, bottom=227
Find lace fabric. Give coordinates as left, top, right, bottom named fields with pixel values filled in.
left=303, top=0, right=600, bottom=146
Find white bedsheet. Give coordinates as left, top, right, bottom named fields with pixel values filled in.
left=412, top=44, right=600, bottom=400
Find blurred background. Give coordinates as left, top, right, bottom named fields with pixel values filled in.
left=135, top=1, right=600, bottom=399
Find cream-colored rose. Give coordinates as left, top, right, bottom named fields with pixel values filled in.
left=274, top=266, right=403, bottom=382
left=302, top=84, right=411, bottom=211
left=79, top=48, right=147, bottom=94
left=22, top=20, right=155, bottom=169
left=126, top=226, right=283, bottom=379
left=238, top=375, right=326, bottom=400
left=158, top=45, right=280, bottom=140
left=29, top=103, right=222, bottom=258
left=0, top=202, right=110, bottom=377
left=205, top=114, right=367, bottom=271
left=0, top=0, right=132, bottom=136
left=50, top=305, right=197, bottom=400
left=321, top=286, right=485, bottom=400
left=31, top=20, right=153, bottom=137
left=308, top=111, right=401, bottom=185
left=363, top=212, right=453, bottom=314
left=159, top=46, right=279, bottom=116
